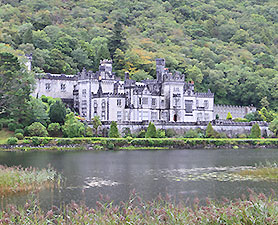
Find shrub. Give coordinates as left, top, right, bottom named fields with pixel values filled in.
left=238, top=133, right=247, bottom=138
left=233, top=118, right=248, bottom=122
left=269, top=117, right=278, bottom=137
left=250, top=123, right=261, bottom=138
left=91, top=116, right=102, bottom=137
left=15, top=133, right=24, bottom=140
left=135, top=129, right=146, bottom=138
left=0, top=118, right=14, bottom=128
left=14, top=129, right=24, bottom=135
left=62, top=113, right=85, bottom=138
left=218, top=132, right=228, bottom=138
left=157, top=129, right=166, bottom=138
left=206, top=122, right=216, bottom=138
left=48, top=123, right=61, bottom=137
left=27, top=122, right=48, bottom=137
left=0, top=122, right=2, bottom=131
left=184, top=129, right=199, bottom=138
left=122, top=127, right=132, bottom=138
left=85, top=127, right=94, bottom=137
left=145, top=122, right=156, bottom=138
left=165, top=129, right=176, bottom=138
left=8, top=123, right=17, bottom=131
left=109, top=121, right=120, bottom=138
left=49, top=100, right=67, bottom=124
left=226, top=112, right=232, bottom=120
left=31, top=137, right=41, bottom=146
left=7, top=137, right=18, bottom=145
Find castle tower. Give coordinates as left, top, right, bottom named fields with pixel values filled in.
left=99, top=59, right=114, bottom=80
left=156, top=58, right=165, bottom=82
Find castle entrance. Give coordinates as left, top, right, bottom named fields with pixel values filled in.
left=173, top=114, right=177, bottom=122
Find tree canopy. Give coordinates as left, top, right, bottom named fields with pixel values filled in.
left=1, top=0, right=278, bottom=109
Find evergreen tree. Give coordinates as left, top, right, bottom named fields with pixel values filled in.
left=92, top=116, right=102, bottom=137
left=49, top=100, right=67, bottom=124
left=108, top=21, right=127, bottom=58
left=250, top=123, right=261, bottom=138
left=109, top=121, right=120, bottom=138
left=226, top=112, right=232, bottom=120
left=145, top=122, right=156, bottom=138
left=206, top=122, right=215, bottom=138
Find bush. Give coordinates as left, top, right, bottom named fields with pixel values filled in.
left=135, top=129, right=146, bottom=138
left=206, top=122, right=217, bottom=138
left=8, top=123, right=17, bottom=131
left=145, top=122, right=156, bottom=138
left=165, top=129, right=176, bottom=138
left=0, top=118, right=14, bottom=128
left=62, top=113, right=85, bottom=138
left=48, top=123, right=61, bottom=137
left=226, top=112, right=232, bottom=120
left=0, top=122, right=2, bottom=131
left=233, top=118, right=248, bottom=122
left=109, top=121, right=120, bottom=138
left=250, top=123, right=261, bottom=138
left=15, top=133, right=24, bottom=140
left=85, top=127, right=93, bottom=137
left=27, top=122, right=48, bottom=137
left=7, top=137, right=18, bottom=145
left=31, top=137, right=41, bottom=146
left=238, top=133, right=247, bottom=138
left=157, top=129, right=166, bottom=138
left=184, top=129, right=200, bottom=138
left=122, top=127, right=132, bottom=138
left=14, top=129, right=24, bottom=135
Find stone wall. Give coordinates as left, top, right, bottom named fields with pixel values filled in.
left=94, top=120, right=270, bottom=137
left=214, top=105, right=256, bottom=120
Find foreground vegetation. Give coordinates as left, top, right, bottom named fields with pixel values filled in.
left=0, top=165, right=60, bottom=196
left=0, top=191, right=278, bottom=224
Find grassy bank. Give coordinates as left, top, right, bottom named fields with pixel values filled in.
left=0, top=165, right=61, bottom=196
left=0, top=191, right=277, bottom=224
left=2, top=137, right=277, bottom=151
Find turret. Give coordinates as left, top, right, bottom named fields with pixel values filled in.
left=156, top=58, right=165, bottom=82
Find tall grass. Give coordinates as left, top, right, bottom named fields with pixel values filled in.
left=0, top=165, right=61, bottom=196
left=0, top=191, right=278, bottom=224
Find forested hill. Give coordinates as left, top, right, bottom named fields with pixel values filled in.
left=0, top=0, right=278, bottom=109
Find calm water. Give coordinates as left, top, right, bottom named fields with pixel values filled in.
left=1, top=148, right=278, bottom=209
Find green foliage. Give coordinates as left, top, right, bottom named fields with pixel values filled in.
left=15, top=129, right=24, bottom=135
left=206, top=122, right=217, bottom=138
left=259, top=107, right=275, bottom=122
left=245, top=111, right=263, bottom=122
left=49, top=100, right=67, bottom=124
left=0, top=123, right=2, bottom=131
left=156, top=129, right=166, bottom=138
left=122, top=127, right=132, bottom=138
left=15, top=133, right=24, bottom=140
left=7, top=137, right=18, bottom=145
left=8, top=123, right=17, bottom=131
left=62, top=113, right=85, bottom=138
left=145, top=122, right=156, bottom=138
left=47, top=123, right=61, bottom=137
left=91, top=116, right=102, bottom=137
left=226, top=112, right=233, bottom=120
left=233, top=118, right=248, bottom=122
left=85, top=127, right=93, bottom=137
left=27, top=122, right=48, bottom=137
left=250, top=123, right=261, bottom=138
left=165, top=129, right=176, bottom=138
left=269, top=117, right=278, bottom=137
left=215, top=114, right=219, bottom=120
left=109, top=121, right=120, bottom=138
left=185, top=129, right=200, bottom=138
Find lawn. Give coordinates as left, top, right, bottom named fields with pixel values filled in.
left=0, top=128, right=14, bottom=144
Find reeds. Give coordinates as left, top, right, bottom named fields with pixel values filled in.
left=0, top=165, right=61, bottom=196
left=0, top=190, right=278, bottom=224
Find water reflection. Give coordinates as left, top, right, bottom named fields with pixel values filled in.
left=0, top=149, right=278, bottom=209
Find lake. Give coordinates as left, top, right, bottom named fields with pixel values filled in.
left=0, top=148, right=278, bottom=209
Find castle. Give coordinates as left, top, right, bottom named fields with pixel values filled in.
left=32, top=59, right=215, bottom=123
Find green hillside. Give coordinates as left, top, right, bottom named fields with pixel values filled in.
left=1, top=0, right=278, bottom=109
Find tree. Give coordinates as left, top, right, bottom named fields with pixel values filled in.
left=48, top=123, right=61, bottom=137
left=49, top=100, right=67, bottom=124
left=109, top=121, right=120, bottom=138
left=206, top=122, right=217, bottom=138
left=0, top=51, right=34, bottom=120
left=259, top=107, right=275, bottom=122
left=27, top=122, right=48, bottom=137
left=226, top=112, right=232, bottom=120
left=269, top=117, right=278, bottom=137
left=250, top=123, right=261, bottom=138
left=92, top=116, right=102, bottom=137
left=145, top=122, right=156, bottom=138
left=62, top=113, right=85, bottom=138
left=108, top=21, right=127, bottom=58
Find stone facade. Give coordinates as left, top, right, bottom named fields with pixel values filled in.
left=214, top=105, right=256, bottom=120
left=72, top=59, right=214, bottom=123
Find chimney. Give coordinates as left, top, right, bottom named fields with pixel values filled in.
left=156, top=58, right=165, bottom=82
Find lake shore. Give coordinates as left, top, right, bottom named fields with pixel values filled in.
left=0, top=137, right=277, bottom=151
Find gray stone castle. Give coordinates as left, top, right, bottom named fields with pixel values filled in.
left=32, top=59, right=215, bottom=123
